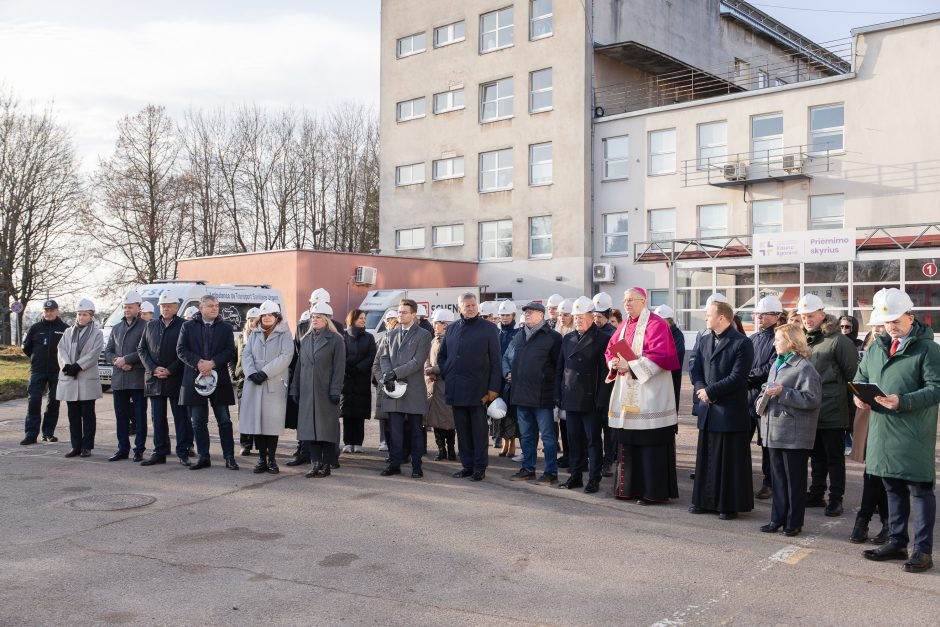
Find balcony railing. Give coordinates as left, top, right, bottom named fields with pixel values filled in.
left=681, top=144, right=833, bottom=188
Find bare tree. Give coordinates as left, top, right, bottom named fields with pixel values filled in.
left=178, top=108, right=227, bottom=257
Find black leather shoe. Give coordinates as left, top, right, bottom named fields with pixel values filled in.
left=140, top=456, right=166, bottom=466
left=285, top=457, right=310, bottom=467
left=688, top=505, right=707, bottom=514
left=267, top=458, right=279, bottom=474
left=784, top=527, right=802, bottom=537
left=761, top=522, right=783, bottom=533
left=558, top=477, right=584, bottom=490
left=240, top=447, right=252, bottom=456
left=80, top=449, right=91, bottom=457
left=40, top=435, right=59, bottom=442
left=316, top=463, right=331, bottom=478
left=380, top=466, right=402, bottom=476
left=132, top=452, right=145, bottom=462
left=756, top=485, right=773, bottom=500
left=601, top=463, right=613, bottom=478
left=470, top=470, right=486, bottom=481
left=224, top=457, right=239, bottom=470
left=434, top=449, right=446, bottom=461
left=412, top=469, right=423, bottom=478
left=557, top=456, right=570, bottom=469
left=510, top=469, right=536, bottom=481
left=20, top=436, right=38, bottom=445
left=452, top=469, right=473, bottom=478
left=253, top=458, right=269, bottom=473
left=863, top=543, right=909, bottom=562
left=719, top=512, right=738, bottom=520
left=805, top=492, right=826, bottom=507
left=189, top=457, right=211, bottom=470
left=178, top=456, right=191, bottom=467
left=64, top=448, right=80, bottom=458
left=305, top=462, right=322, bottom=478
left=902, top=551, right=933, bottom=573
left=849, top=517, right=870, bottom=543
left=108, top=452, right=129, bottom=462
left=870, top=524, right=889, bottom=545
left=825, top=498, right=844, bottom=517
left=534, top=472, right=558, bottom=486
left=584, top=479, right=600, bottom=494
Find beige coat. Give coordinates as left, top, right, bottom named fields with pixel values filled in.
left=424, top=334, right=454, bottom=430
left=239, top=321, right=294, bottom=436
left=56, top=323, right=104, bottom=402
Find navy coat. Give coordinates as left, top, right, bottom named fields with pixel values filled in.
left=137, top=315, right=185, bottom=398
left=437, top=315, right=502, bottom=407
left=747, top=325, right=777, bottom=422
left=507, top=324, right=562, bottom=409
left=556, top=325, right=612, bottom=413
left=689, top=326, right=754, bottom=432
left=340, top=327, right=377, bottom=418
left=23, top=317, right=68, bottom=374
left=176, top=313, right=237, bottom=407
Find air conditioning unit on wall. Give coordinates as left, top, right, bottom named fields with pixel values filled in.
left=782, top=154, right=804, bottom=174
left=723, top=162, right=747, bottom=181
left=593, top=263, right=616, bottom=283
left=354, top=266, right=377, bottom=286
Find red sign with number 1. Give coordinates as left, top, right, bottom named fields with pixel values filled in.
left=924, top=262, right=938, bottom=278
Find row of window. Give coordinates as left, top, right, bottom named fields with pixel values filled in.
left=396, top=216, right=553, bottom=261
left=396, top=67, right=553, bottom=124
left=396, top=1, right=553, bottom=59
left=396, top=143, right=553, bottom=190
left=600, top=194, right=846, bottom=255
left=600, top=103, right=845, bottom=179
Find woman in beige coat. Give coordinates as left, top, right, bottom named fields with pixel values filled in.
left=57, top=298, right=103, bottom=458
left=424, top=308, right=456, bottom=461
left=240, top=301, right=293, bottom=474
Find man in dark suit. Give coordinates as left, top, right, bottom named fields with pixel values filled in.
left=378, top=299, right=433, bottom=478
left=177, top=295, right=238, bottom=470
left=689, top=300, right=755, bottom=519
left=437, top=292, right=502, bottom=481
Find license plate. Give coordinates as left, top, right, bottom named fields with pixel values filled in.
left=99, top=368, right=110, bottom=378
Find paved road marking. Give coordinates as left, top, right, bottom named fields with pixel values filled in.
left=769, top=545, right=814, bottom=564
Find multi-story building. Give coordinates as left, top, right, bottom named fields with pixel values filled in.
left=378, top=0, right=840, bottom=300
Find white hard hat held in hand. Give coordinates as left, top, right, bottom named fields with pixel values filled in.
left=486, top=397, right=507, bottom=419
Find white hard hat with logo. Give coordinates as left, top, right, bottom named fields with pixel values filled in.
left=480, top=302, right=498, bottom=317
left=705, top=293, right=729, bottom=307
left=157, top=291, right=179, bottom=305
left=247, top=307, right=261, bottom=320
left=183, top=306, right=198, bottom=320
left=299, top=311, right=311, bottom=323
left=123, top=290, right=142, bottom=305
left=654, top=304, right=675, bottom=320
left=592, top=292, right=613, bottom=312
left=431, top=309, right=455, bottom=324
left=383, top=308, right=398, bottom=320
left=309, top=288, right=331, bottom=304
left=486, top=397, right=508, bottom=419
left=795, top=293, right=825, bottom=314
left=194, top=370, right=218, bottom=397
left=258, top=300, right=280, bottom=316
left=310, top=301, right=333, bottom=317
left=77, top=298, right=96, bottom=313
left=140, top=301, right=154, bottom=314
left=497, top=300, right=517, bottom=315
left=546, top=294, right=564, bottom=308
left=557, top=298, right=574, bottom=315
left=754, top=295, right=783, bottom=314
left=869, top=288, right=914, bottom=325
left=383, top=380, right=408, bottom=399
left=571, top=296, right=595, bottom=315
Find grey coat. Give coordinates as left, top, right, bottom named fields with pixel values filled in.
left=239, top=321, right=294, bottom=436
left=377, top=324, right=433, bottom=416
left=290, top=328, right=345, bottom=443
left=758, top=354, right=823, bottom=450
left=372, top=332, right=388, bottom=420
left=424, top=334, right=455, bottom=430
left=56, top=323, right=104, bottom=402
left=104, top=316, right=146, bottom=390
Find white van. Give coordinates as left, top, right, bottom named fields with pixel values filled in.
left=358, top=287, right=481, bottom=334
left=98, top=280, right=283, bottom=387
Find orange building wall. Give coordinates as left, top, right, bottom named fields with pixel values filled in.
left=176, top=250, right=478, bottom=331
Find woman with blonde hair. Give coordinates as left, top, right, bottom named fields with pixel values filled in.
left=57, top=298, right=104, bottom=457
left=757, top=323, right=822, bottom=537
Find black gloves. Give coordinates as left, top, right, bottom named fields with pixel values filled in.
left=384, top=379, right=396, bottom=393
left=383, top=371, right=397, bottom=383
left=248, top=372, right=268, bottom=385
left=62, top=364, right=81, bottom=377
left=329, top=394, right=340, bottom=404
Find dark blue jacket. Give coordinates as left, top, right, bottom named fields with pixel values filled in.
left=437, top=315, right=502, bottom=407
left=507, top=324, right=562, bottom=409
left=556, top=324, right=612, bottom=413
left=747, top=325, right=777, bottom=422
left=669, top=323, right=686, bottom=413
left=498, top=321, right=520, bottom=355
left=22, top=317, right=68, bottom=373
left=138, top=315, right=185, bottom=398
left=176, top=313, right=237, bottom=407
left=689, top=326, right=754, bottom=432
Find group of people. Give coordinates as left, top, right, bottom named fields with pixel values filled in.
left=19, top=283, right=939, bottom=574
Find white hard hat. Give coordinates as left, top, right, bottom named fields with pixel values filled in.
left=183, top=306, right=198, bottom=320
left=417, top=303, right=428, bottom=317
left=705, top=293, right=729, bottom=306
left=311, top=301, right=333, bottom=317
left=77, top=298, right=96, bottom=313
left=157, top=291, right=179, bottom=306
left=123, top=290, right=142, bottom=305
left=194, top=370, right=218, bottom=397
left=592, top=292, right=613, bottom=312
left=796, top=293, right=825, bottom=314
left=546, top=294, right=564, bottom=308
left=309, top=288, right=330, bottom=304
left=869, top=288, right=914, bottom=325
left=246, top=307, right=261, bottom=320
left=299, top=311, right=311, bottom=323
left=654, top=304, right=675, bottom=319
left=258, top=300, right=280, bottom=316
left=383, top=308, right=398, bottom=320
left=571, top=296, right=595, bottom=315
left=486, top=397, right=508, bottom=419
left=480, top=302, right=498, bottom=317
left=497, top=300, right=517, bottom=315
left=140, top=301, right=155, bottom=314
left=754, top=295, right=783, bottom=314
left=431, top=308, right=455, bottom=324
left=557, top=298, right=574, bottom=315
left=383, top=380, right=408, bottom=399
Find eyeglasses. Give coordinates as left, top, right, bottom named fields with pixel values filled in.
left=839, top=325, right=852, bottom=329
left=624, top=298, right=645, bottom=304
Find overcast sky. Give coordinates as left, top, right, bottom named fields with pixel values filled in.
left=1, top=0, right=937, bottom=170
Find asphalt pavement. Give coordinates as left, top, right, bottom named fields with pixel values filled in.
left=1, top=385, right=938, bottom=626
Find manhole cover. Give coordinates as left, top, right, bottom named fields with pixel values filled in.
left=66, top=494, right=156, bottom=511
left=0, top=448, right=60, bottom=457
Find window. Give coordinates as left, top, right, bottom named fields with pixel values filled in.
left=734, top=58, right=750, bottom=81
left=480, top=7, right=513, bottom=53
left=396, top=227, right=425, bottom=250
left=529, top=216, right=552, bottom=257
left=697, top=121, right=727, bottom=170
left=757, top=69, right=768, bottom=89
left=433, top=87, right=465, bottom=114
left=395, top=162, right=425, bottom=186
left=396, top=97, right=425, bottom=122
left=529, top=142, right=552, bottom=185
left=751, top=113, right=783, bottom=159
left=529, top=68, right=552, bottom=113
left=433, top=21, right=465, bottom=47
left=648, top=208, right=676, bottom=241
left=752, top=199, right=783, bottom=234
left=432, top=156, right=464, bottom=180
left=649, top=290, right=668, bottom=308
left=480, top=77, right=513, bottom=122
left=530, top=0, right=552, bottom=39
left=698, top=204, right=728, bottom=239
left=479, top=148, right=513, bottom=192
left=480, top=219, right=513, bottom=260
left=602, top=135, right=629, bottom=180
left=433, top=224, right=464, bottom=247
left=809, top=194, right=844, bottom=230
left=397, top=32, right=426, bottom=58
left=603, top=212, right=629, bottom=255
left=810, top=103, right=844, bottom=153
left=648, top=128, right=676, bottom=175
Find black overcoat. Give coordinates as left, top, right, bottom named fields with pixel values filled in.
left=176, top=313, right=237, bottom=407
left=689, top=326, right=754, bottom=432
